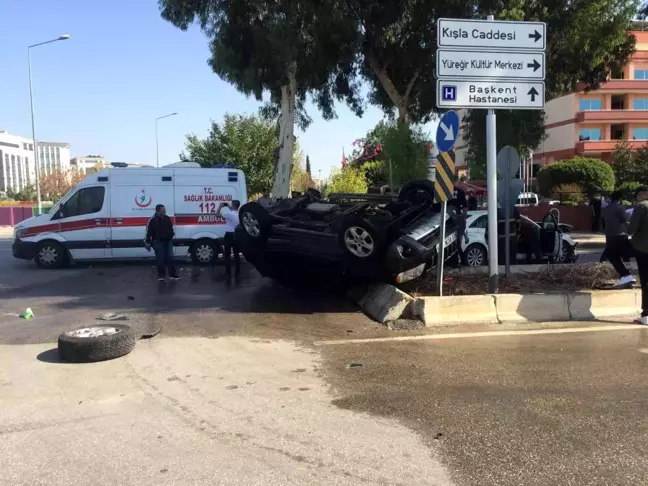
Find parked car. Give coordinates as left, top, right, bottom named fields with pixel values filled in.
left=461, top=210, right=578, bottom=266
left=516, top=192, right=539, bottom=207
left=236, top=181, right=459, bottom=286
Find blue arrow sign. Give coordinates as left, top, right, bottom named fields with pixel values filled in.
left=436, top=110, right=459, bottom=153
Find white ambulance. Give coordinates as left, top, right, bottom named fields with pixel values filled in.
left=12, top=162, right=247, bottom=268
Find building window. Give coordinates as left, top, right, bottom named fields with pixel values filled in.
left=611, top=124, right=625, bottom=140
left=633, top=128, right=648, bottom=140
left=29, top=144, right=33, bottom=151
left=611, top=95, right=625, bottom=110
left=25, top=157, right=30, bottom=184
left=579, top=128, right=602, bottom=141
left=579, top=99, right=603, bottom=111
left=634, top=98, right=648, bottom=110
left=635, top=69, right=648, bottom=80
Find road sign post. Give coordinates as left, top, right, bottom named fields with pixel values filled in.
left=497, top=146, right=521, bottom=276
left=434, top=149, right=456, bottom=296
left=433, top=111, right=459, bottom=296
left=435, top=14, right=545, bottom=293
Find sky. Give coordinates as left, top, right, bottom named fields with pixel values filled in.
left=0, top=0, right=438, bottom=181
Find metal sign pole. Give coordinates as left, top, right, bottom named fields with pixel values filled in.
left=486, top=14, right=499, bottom=294
left=504, top=171, right=511, bottom=276
left=436, top=201, right=448, bottom=296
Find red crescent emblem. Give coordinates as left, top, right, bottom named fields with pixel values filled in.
left=134, top=190, right=152, bottom=208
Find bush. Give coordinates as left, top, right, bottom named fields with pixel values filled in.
left=325, top=166, right=368, bottom=196
left=381, top=122, right=429, bottom=185
left=537, top=158, right=615, bottom=198
left=616, top=181, right=641, bottom=203
left=549, top=183, right=585, bottom=205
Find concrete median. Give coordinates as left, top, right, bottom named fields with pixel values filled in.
left=495, top=293, right=571, bottom=323
left=568, top=290, right=640, bottom=320
left=412, top=295, right=498, bottom=327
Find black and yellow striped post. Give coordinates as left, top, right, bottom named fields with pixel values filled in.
left=434, top=149, right=456, bottom=296
left=433, top=149, right=456, bottom=202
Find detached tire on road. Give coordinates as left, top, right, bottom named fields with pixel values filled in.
left=239, top=202, right=272, bottom=243
left=58, top=324, right=138, bottom=363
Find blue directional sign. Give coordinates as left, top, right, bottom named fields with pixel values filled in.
left=436, top=110, right=459, bottom=153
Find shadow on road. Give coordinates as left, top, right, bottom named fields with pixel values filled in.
left=36, top=348, right=66, bottom=364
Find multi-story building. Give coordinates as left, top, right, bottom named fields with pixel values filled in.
left=71, top=155, right=107, bottom=174
left=536, top=30, right=648, bottom=164
left=0, top=130, right=71, bottom=194
left=37, top=142, right=71, bottom=175
left=454, top=26, right=648, bottom=176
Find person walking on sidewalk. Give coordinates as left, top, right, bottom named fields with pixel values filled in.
left=602, top=190, right=635, bottom=288
left=146, top=204, right=180, bottom=282
left=217, top=200, right=241, bottom=275
left=629, top=186, right=648, bottom=324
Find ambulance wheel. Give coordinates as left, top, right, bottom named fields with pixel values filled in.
left=35, top=240, right=66, bottom=269
left=190, top=239, right=219, bottom=266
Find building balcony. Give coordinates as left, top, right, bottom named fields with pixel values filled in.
left=576, top=139, right=648, bottom=154
left=577, top=110, right=648, bottom=122
left=576, top=80, right=648, bottom=92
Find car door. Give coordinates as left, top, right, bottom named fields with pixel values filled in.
left=540, top=212, right=561, bottom=257
left=467, top=215, right=488, bottom=249
left=50, top=185, right=109, bottom=260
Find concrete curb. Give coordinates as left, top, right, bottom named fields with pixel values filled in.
left=351, top=284, right=640, bottom=327
left=0, top=226, right=13, bottom=238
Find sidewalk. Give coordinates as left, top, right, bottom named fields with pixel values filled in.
left=0, top=226, right=13, bottom=238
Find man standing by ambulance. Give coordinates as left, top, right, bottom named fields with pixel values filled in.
left=217, top=200, right=241, bottom=275
left=146, top=204, right=180, bottom=282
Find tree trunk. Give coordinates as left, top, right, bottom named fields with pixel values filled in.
left=272, top=69, right=297, bottom=198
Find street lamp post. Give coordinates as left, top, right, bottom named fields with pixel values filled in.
left=155, top=113, right=178, bottom=167
left=29, top=34, right=70, bottom=215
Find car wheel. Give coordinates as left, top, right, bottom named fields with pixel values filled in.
left=239, top=202, right=272, bottom=242
left=554, top=243, right=574, bottom=264
left=464, top=243, right=487, bottom=266
left=398, top=179, right=436, bottom=206
left=191, top=239, right=219, bottom=266
left=338, top=215, right=386, bottom=260
left=58, top=324, right=138, bottom=363
left=35, top=241, right=66, bottom=269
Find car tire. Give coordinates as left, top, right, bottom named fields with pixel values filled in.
left=464, top=243, right=487, bottom=267
left=239, top=202, right=272, bottom=242
left=35, top=240, right=66, bottom=269
left=191, top=239, right=219, bottom=266
left=338, top=215, right=386, bottom=260
left=398, top=179, right=436, bottom=206
left=58, top=324, right=138, bottom=363
left=553, top=243, right=575, bottom=264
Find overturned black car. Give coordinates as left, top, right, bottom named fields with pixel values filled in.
left=235, top=181, right=460, bottom=287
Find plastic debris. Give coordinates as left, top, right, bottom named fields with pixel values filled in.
left=22, top=308, right=34, bottom=320
left=347, top=363, right=363, bottom=369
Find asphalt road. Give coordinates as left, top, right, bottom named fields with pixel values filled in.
left=2, top=237, right=648, bottom=485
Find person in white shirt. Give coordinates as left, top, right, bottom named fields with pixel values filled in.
left=217, top=200, right=241, bottom=275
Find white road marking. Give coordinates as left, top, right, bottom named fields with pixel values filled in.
left=314, top=324, right=646, bottom=346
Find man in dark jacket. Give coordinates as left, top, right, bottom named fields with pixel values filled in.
left=629, top=186, right=648, bottom=324
left=602, top=190, right=635, bottom=287
left=146, top=204, right=179, bottom=281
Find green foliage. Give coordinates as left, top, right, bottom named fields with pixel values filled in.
left=381, top=122, right=429, bottom=185
left=291, top=150, right=312, bottom=193
left=549, top=183, right=585, bottom=205
left=464, top=109, right=547, bottom=179
left=612, top=140, right=648, bottom=186
left=616, top=181, right=642, bottom=202
left=181, top=113, right=277, bottom=196
left=160, top=0, right=363, bottom=125
left=305, top=155, right=311, bottom=176
left=537, top=158, right=615, bottom=198
left=361, top=161, right=388, bottom=187
left=326, top=166, right=368, bottom=196
left=6, top=185, right=36, bottom=202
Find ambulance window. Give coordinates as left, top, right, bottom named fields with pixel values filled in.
left=64, top=187, right=105, bottom=218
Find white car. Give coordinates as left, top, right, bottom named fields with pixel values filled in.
left=461, top=210, right=577, bottom=266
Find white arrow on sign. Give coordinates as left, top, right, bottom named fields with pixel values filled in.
left=439, top=122, right=455, bottom=141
